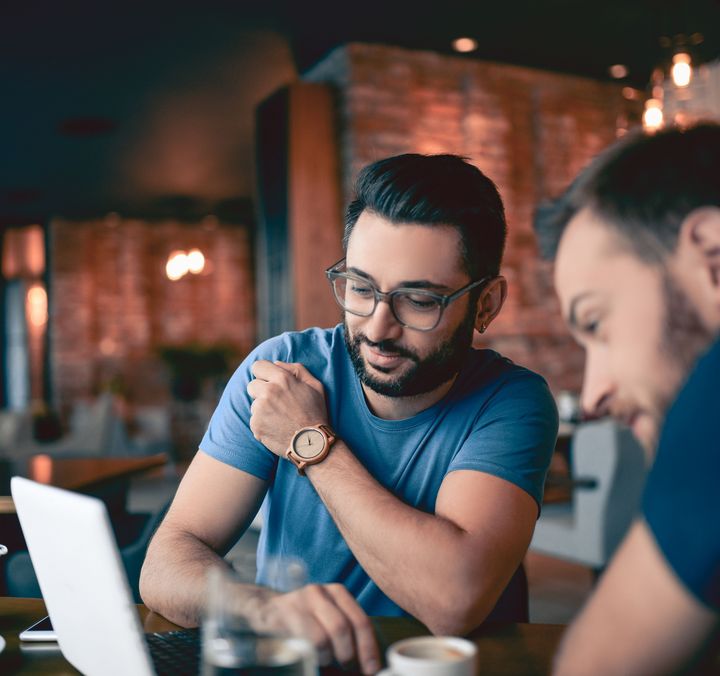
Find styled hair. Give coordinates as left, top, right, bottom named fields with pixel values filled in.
left=344, top=154, right=507, bottom=279
left=534, top=123, right=720, bottom=263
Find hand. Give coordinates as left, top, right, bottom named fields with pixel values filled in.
left=247, top=360, right=329, bottom=456
left=248, top=583, right=381, bottom=674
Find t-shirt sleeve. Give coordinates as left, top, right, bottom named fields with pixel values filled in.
left=642, top=340, right=720, bottom=611
left=447, top=371, right=559, bottom=511
left=199, top=335, right=292, bottom=479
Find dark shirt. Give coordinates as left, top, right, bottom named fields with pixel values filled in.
left=643, top=337, right=720, bottom=610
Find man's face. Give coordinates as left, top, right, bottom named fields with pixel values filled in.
left=554, top=208, right=710, bottom=451
left=343, top=211, right=477, bottom=398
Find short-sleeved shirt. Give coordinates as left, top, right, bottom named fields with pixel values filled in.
left=643, top=337, right=720, bottom=611
left=200, top=324, right=558, bottom=616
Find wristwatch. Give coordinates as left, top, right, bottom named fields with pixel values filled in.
left=286, top=424, right=337, bottom=475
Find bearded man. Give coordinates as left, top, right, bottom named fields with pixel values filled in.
left=141, top=153, right=557, bottom=674
left=535, top=123, right=720, bottom=675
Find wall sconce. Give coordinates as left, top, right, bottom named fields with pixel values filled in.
left=27, top=283, right=48, bottom=327
left=166, top=248, right=206, bottom=281
left=2, top=225, right=45, bottom=278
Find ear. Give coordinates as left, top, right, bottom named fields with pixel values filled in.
left=679, top=207, right=720, bottom=289
left=474, top=276, right=508, bottom=334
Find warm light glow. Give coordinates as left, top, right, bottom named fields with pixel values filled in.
left=671, top=52, right=692, bottom=87
left=2, top=224, right=46, bottom=278
left=452, top=37, right=478, bottom=53
left=621, top=87, right=641, bottom=101
left=187, top=248, right=205, bottom=274
left=609, top=64, right=628, bottom=79
left=166, top=250, right=189, bottom=281
left=643, top=99, right=664, bottom=131
left=27, top=284, right=48, bottom=327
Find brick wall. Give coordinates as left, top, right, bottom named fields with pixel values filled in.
left=49, top=217, right=255, bottom=411
left=306, top=43, right=642, bottom=393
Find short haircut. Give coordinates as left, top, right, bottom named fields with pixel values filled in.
left=534, top=123, right=720, bottom=263
left=344, top=154, right=507, bottom=279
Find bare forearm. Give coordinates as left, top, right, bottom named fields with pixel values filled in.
left=306, top=446, right=507, bottom=633
left=139, top=527, right=230, bottom=627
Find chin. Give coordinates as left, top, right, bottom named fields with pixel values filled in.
left=630, top=415, right=660, bottom=461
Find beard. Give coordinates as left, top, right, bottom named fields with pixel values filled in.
left=343, top=309, right=476, bottom=398
left=656, top=272, right=713, bottom=418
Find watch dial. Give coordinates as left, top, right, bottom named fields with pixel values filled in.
left=293, top=429, right=325, bottom=459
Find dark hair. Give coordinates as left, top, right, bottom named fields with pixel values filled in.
left=535, top=123, right=720, bottom=262
left=344, top=154, right=507, bottom=279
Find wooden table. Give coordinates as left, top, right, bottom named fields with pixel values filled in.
left=0, top=597, right=565, bottom=675
left=0, top=453, right=168, bottom=514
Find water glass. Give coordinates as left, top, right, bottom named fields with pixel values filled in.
left=201, top=564, right=317, bottom=675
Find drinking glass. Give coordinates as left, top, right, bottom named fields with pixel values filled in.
left=201, top=561, right=317, bottom=675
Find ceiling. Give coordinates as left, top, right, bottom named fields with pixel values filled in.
left=2, top=0, right=719, bottom=225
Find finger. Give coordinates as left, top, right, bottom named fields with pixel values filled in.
left=274, top=362, right=326, bottom=396
left=325, top=584, right=380, bottom=675
left=251, top=359, right=282, bottom=380
left=273, top=596, right=334, bottom=666
left=302, top=585, right=357, bottom=667
left=246, top=379, right=267, bottom=399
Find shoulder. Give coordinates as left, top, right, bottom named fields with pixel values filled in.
left=462, top=349, right=556, bottom=406
left=247, top=324, right=344, bottom=364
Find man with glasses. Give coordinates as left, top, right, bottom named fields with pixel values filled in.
left=141, top=154, right=558, bottom=674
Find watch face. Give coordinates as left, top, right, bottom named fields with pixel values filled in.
left=292, top=428, right=326, bottom=459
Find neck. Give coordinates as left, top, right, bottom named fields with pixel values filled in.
left=361, top=375, right=458, bottom=420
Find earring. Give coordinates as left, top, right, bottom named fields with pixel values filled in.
left=479, top=323, right=486, bottom=334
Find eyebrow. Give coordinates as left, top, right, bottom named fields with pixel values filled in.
left=345, top=266, right=453, bottom=292
left=567, top=292, right=596, bottom=329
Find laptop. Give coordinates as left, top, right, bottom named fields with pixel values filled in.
left=11, top=476, right=199, bottom=676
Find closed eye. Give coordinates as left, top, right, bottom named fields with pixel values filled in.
left=399, top=293, right=440, bottom=311
left=349, top=281, right=374, bottom=297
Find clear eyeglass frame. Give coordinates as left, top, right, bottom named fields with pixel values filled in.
left=325, top=257, right=490, bottom=332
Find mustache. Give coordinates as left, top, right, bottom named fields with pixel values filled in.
left=353, top=333, right=418, bottom=362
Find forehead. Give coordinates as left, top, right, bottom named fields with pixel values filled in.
left=346, top=210, right=466, bottom=284
left=554, top=208, right=648, bottom=313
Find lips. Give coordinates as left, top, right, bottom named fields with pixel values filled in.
left=364, top=345, right=407, bottom=369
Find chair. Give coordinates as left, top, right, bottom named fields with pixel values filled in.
left=5, top=500, right=170, bottom=602
left=484, top=563, right=529, bottom=623
left=530, top=419, right=647, bottom=572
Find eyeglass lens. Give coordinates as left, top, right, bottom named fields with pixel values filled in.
left=331, top=276, right=442, bottom=330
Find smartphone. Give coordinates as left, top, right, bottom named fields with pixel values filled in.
left=19, top=615, right=57, bottom=642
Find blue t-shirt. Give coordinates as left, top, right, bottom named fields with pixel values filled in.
left=643, top=337, right=720, bottom=611
left=200, top=324, right=558, bottom=616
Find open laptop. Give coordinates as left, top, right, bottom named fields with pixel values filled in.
left=11, top=476, right=199, bottom=676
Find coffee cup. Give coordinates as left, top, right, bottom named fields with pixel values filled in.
left=384, top=636, right=477, bottom=675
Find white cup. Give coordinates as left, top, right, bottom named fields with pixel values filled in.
left=385, top=636, right=477, bottom=676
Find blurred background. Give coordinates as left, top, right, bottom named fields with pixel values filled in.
left=2, top=0, right=719, bottom=451
left=1, top=0, right=719, bottom=618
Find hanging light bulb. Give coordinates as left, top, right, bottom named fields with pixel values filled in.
left=671, top=52, right=692, bottom=88
left=643, top=99, right=664, bottom=132
left=166, top=250, right=189, bottom=281
left=187, top=248, right=205, bottom=274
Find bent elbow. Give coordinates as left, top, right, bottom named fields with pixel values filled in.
left=420, top=585, right=495, bottom=637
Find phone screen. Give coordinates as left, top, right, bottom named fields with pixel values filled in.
left=19, top=615, right=57, bottom=641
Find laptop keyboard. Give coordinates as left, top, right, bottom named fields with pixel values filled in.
left=146, top=628, right=201, bottom=676
left=145, top=628, right=366, bottom=675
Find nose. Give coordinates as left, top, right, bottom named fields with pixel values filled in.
left=362, top=297, right=404, bottom=344
left=580, top=345, right=613, bottom=418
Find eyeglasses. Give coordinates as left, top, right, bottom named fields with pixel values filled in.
left=325, top=258, right=490, bottom=332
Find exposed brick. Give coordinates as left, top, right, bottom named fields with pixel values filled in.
left=305, top=43, right=642, bottom=394
left=49, top=218, right=255, bottom=409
